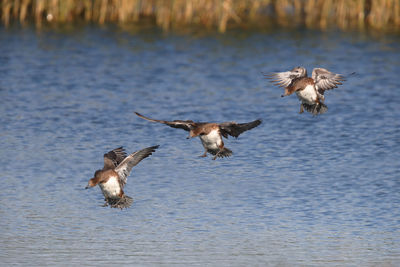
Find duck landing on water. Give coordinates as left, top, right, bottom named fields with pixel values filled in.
left=265, top=67, right=353, bottom=115
left=85, top=146, right=159, bottom=209
left=135, top=112, right=261, bottom=160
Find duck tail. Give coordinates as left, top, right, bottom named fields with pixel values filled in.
left=108, top=195, right=133, bottom=209
left=220, top=147, right=233, bottom=158
left=209, top=147, right=233, bottom=158
left=302, top=102, right=328, bottom=115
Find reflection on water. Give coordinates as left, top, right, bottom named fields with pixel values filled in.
left=0, top=26, right=399, bottom=265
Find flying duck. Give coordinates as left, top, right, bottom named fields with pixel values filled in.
left=85, top=146, right=159, bottom=209
left=265, top=67, right=349, bottom=115
left=135, top=112, right=261, bottom=160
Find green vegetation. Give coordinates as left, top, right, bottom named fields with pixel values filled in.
left=1, top=0, right=399, bottom=33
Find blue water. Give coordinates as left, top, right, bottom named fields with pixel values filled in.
left=0, top=25, right=399, bottom=266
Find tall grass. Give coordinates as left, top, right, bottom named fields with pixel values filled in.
left=1, top=0, right=399, bottom=32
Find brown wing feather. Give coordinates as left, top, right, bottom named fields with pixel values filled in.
left=103, top=147, right=127, bottom=170
left=135, top=112, right=195, bottom=132
left=219, top=119, right=262, bottom=138
left=264, top=70, right=300, bottom=88
left=312, top=68, right=345, bottom=94
left=115, top=145, right=159, bottom=188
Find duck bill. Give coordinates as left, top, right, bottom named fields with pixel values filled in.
left=85, top=179, right=94, bottom=189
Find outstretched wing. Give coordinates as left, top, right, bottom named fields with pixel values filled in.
left=312, top=68, right=345, bottom=94
left=103, top=147, right=127, bottom=170
left=135, top=112, right=195, bottom=132
left=265, top=70, right=300, bottom=87
left=114, top=145, right=159, bottom=188
left=219, top=119, right=262, bottom=138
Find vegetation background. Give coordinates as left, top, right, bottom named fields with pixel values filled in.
left=2, top=0, right=399, bottom=33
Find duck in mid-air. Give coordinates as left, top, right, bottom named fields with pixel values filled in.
left=85, top=146, right=159, bottom=209
left=265, top=67, right=350, bottom=115
left=135, top=112, right=261, bottom=160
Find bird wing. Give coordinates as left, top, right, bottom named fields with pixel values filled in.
left=265, top=70, right=300, bottom=88
left=312, top=68, right=345, bottom=94
left=114, top=145, right=159, bottom=188
left=103, top=147, right=127, bottom=170
left=135, top=112, right=195, bottom=132
left=219, top=119, right=262, bottom=138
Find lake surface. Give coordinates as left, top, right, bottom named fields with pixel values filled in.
left=0, top=25, right=399, bottom=266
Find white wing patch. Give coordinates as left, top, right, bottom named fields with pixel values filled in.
left=269, top=71, right=297, bottom=87
left=312, top=68, right=345, bottom=92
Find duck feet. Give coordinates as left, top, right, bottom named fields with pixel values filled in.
left=199, top=152, right=207, bottom=158
left=299, top=104, right=304, bottom=114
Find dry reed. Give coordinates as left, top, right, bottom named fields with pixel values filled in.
left=1, top=0, right=399, bottom=32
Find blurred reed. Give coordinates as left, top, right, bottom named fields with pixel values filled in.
left=1, top=0, right=399, bottom=32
